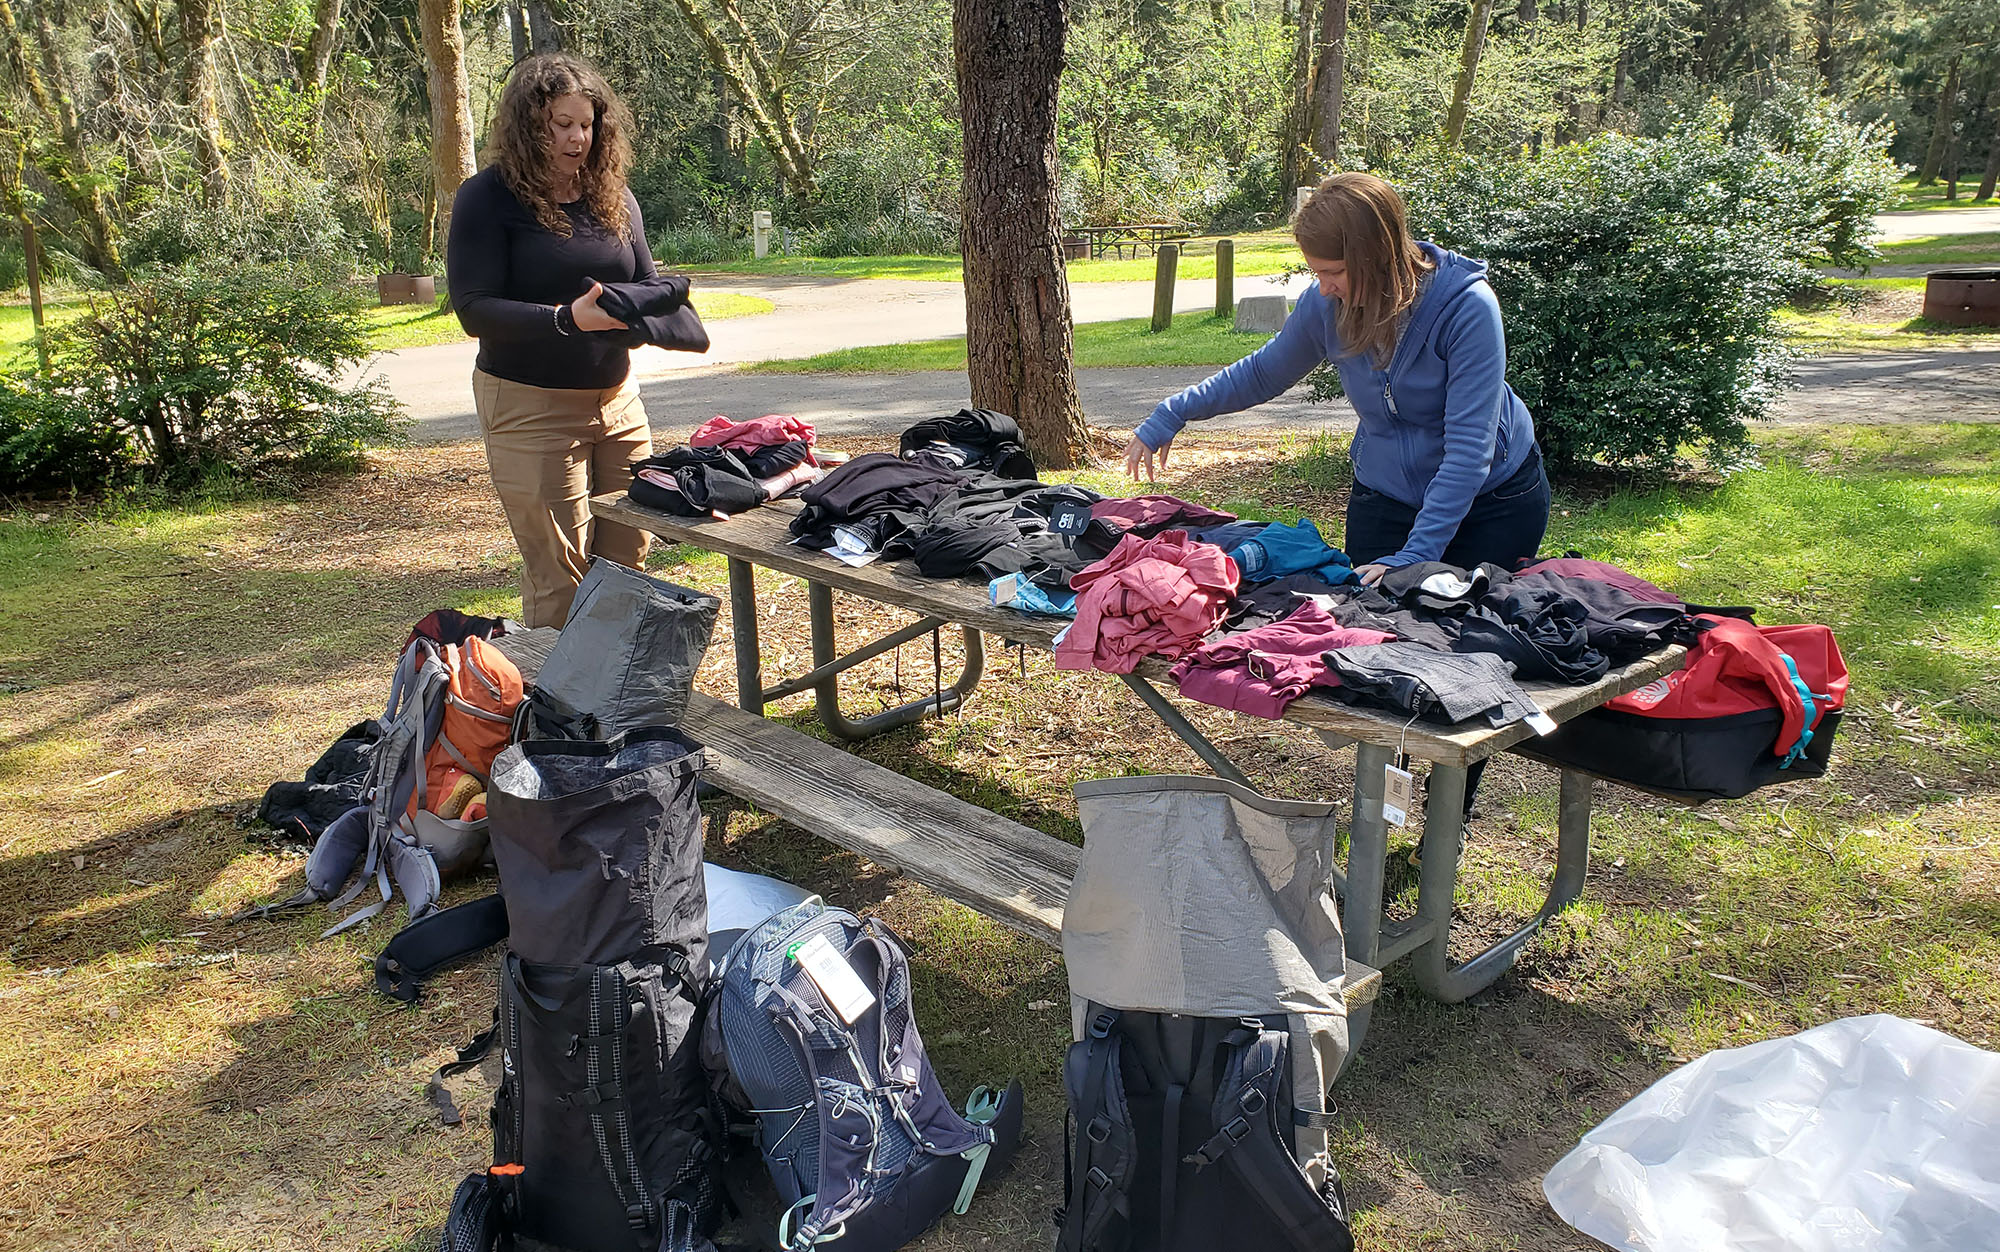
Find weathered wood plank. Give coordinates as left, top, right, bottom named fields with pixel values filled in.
left=682, top=691, right=1078, bottom=945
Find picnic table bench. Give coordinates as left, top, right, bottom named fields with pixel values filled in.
left=591, top=490, right=1686, bottom=1055
left=1066, top=222, right=1191, bottom=260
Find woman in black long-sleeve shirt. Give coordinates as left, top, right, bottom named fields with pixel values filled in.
left=447, top=53, right=657, bottom=627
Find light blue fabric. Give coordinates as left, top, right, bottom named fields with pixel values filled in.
left=988, top=575, right=1078, bottom=617
left=1224, top=518, right=1359, bottom=586
left=1135, top=242, right=1536, bottom=569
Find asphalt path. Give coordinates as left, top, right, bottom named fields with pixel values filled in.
left=382, top=206, right=2000, bottom=444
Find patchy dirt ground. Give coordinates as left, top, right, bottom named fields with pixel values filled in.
left=3, top=431, right=1996, bottom=1251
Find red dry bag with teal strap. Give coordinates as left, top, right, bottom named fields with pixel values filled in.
left=1521, top=616, right=1848, bottom=801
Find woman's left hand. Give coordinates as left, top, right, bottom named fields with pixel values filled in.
left=571, top=280, right=628, bottom=332
left=1354, top=563, right=1390, bottom=587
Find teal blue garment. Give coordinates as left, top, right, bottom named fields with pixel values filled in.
left=1226, top=518, right=1359, bottom=586
left=989, top=574, right=1077, bottom=617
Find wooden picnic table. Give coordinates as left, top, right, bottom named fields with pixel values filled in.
left=1068, top=222, right=1190, bottom=260
left=590, top=490, right=1686, bottom=1060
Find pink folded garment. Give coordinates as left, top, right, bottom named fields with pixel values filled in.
left=689, top=413, right=817, bottom=451
left=1089, top=494, right=1237, bottom=535
left=1056, top=531, right=1239, bottom=674
left=1518, top=557, right=1680, bottom=604
left=1169, top=600, right=1395, bottom=717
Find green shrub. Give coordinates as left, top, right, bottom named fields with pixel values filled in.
left=798, top=212, right=958, bottom=257
left=1354, top=104, right=1897, bottom=471
left=0, top=375, right=132, bottom=491
left=651, top=223, right=749, bottom=265
left=0, top=264, right=406, bottom=491
left=123, top=166, right=369, bottom=279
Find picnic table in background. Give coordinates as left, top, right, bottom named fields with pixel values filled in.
left=1064, top=222, right=1192, bottom=260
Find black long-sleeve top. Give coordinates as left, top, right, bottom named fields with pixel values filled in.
left=446, top=165, right=657, bottom=390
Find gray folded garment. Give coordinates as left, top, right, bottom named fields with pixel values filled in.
left=1322, top=641, right=1541, bottom=727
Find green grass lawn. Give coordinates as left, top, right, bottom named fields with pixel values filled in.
left=746, top=309, right=1270, bottom=373
left=689, top=228, right=1301, bottom=284
left=1876, top=231, right=2000, bottom=267
left=4, top=422, right=1997, bottom=1250
left=1781, top=276, right=2000, bottom=353
left=1885, top=173, right=1996, bottom=211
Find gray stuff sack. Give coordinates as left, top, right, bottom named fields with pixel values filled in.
left=529, top=558, right=720, bottom=739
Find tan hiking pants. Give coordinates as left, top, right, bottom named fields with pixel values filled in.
left=472, top=369, right=653, bottom=628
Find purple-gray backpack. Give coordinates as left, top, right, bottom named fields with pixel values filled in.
left=704, top=897, right=1025, bottom=1251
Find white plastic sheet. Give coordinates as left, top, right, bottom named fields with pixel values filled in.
left=1544, top=1015, right=2000, bottom=1252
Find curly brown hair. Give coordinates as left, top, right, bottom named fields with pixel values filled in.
left=485, top=53, right=635, bottom=242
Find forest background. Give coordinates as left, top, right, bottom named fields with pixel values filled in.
left=0, top=0, right=1993, bottom=287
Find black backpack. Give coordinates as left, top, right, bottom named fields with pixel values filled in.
left=439, top=727, right=723, bottom=1252
left=1056, top=1007, right=1352, bottom=1252
left=1056, top=775, right=1359, bottom=1252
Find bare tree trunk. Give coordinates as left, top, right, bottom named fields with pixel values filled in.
left=417, top=0, right=477, bottom=243
left=1308, top=0, right=1347, bottom=176
left=305, top=0, right=343, bottom=91
left=716, top=0, right=814, bottom=189
left=1280, top=0, right=1318, bottom=197
left=0, top=0, right=120, bottom=274
left=1443, top=0, right=1496, bottom=148
left=525, top=0, right=562, bottom=50
left=1918, top=54, right=1963, bottom=186
left=1813, top=0, right=1839, bottom=94
left=0, top=126, right=45, bottom=370
left=668, top=0, right=817, bottom=195
left=509, top=0, right=528, bottom=62
left=954, top=0, right=1088, bottom=470
left=181, top=0, right=228, bottom=206
left=1518, top=0, right=1535, bottom=20
left=1979, top=88, right=2000, bottom=201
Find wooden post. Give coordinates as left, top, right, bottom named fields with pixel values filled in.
left=1215, top=238, right=1235, bottom=319
left=1150, top=243, right=1179, bottom=333
left=23, top=215, right=45, bottom=373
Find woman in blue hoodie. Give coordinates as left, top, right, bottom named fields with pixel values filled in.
left=1126, top=172, right=1548, bottom=585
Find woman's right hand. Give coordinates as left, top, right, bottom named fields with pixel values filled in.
left=571, top=280, right=628, bottom=332
left=1123, top=435, right=1172, bottom=482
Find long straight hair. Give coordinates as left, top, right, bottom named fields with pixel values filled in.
left=1292, top=172, right=1432, bottom=367
left=485, top=53, right=635, bottom=242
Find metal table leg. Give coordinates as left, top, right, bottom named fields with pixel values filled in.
left=808, top=580, right=984, bottom=741
left=726, top=557, right=763, bottom=715
left=1407, top=765, right=1595, bottom=1003
left=1337, top=739, right=1397, bottom=1062
left=1118, top=674, right=1253, bottom=788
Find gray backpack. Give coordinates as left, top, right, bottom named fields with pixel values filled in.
left=1056, top=775, right=1355, bottom=1252
left=705, top=897, right=1024, bottom=1251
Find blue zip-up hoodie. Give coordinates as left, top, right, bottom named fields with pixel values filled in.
left=1135, top=242, right=1536, bottom=570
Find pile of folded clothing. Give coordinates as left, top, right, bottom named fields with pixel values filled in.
left=630, top=414, right=824, bottom=518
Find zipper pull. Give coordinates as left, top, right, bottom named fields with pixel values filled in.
left=1383, top=384, right=1399, bottom=416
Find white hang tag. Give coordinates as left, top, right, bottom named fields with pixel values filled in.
left=1526, top=711, right=1558, bottom=736
left=793, top=933, right=876, bottom=1024
left=1382, top=764, right=1416, bottom=828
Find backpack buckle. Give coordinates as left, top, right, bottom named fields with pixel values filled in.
left=1085, top=1116, right=1113, bottom=1144
left=1088, top=1010, right=1117, bottom=1039
left=1085, top=1167, right=1112, bottom=1191
left=1238, top=1088, right=1267, bottom=1115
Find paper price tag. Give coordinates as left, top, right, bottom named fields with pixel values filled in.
left=1382, top=764, right=1416, bottom=828
left=792, top=933, right=876, bottom=1025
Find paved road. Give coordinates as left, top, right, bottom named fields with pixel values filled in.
left=402, top=346, right=2000, bottom=448
left=384, top=270, right=1313, bottom=438
left=1873, top=206, right=2000, bottom=241
left=383, top=202, right=2000, bottom=443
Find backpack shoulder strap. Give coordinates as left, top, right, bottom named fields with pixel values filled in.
left=374, top=892, right=510, bottom=1003
left=1056, top=1008, right=1135, bottom=1252
left=1184, top=1024, right=1354, bottom=1252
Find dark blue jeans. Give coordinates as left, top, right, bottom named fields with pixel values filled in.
left=1343, top=446, right=1551, bottom=570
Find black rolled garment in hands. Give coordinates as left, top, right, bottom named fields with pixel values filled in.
left=595, top=274, right=710, bottom=353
